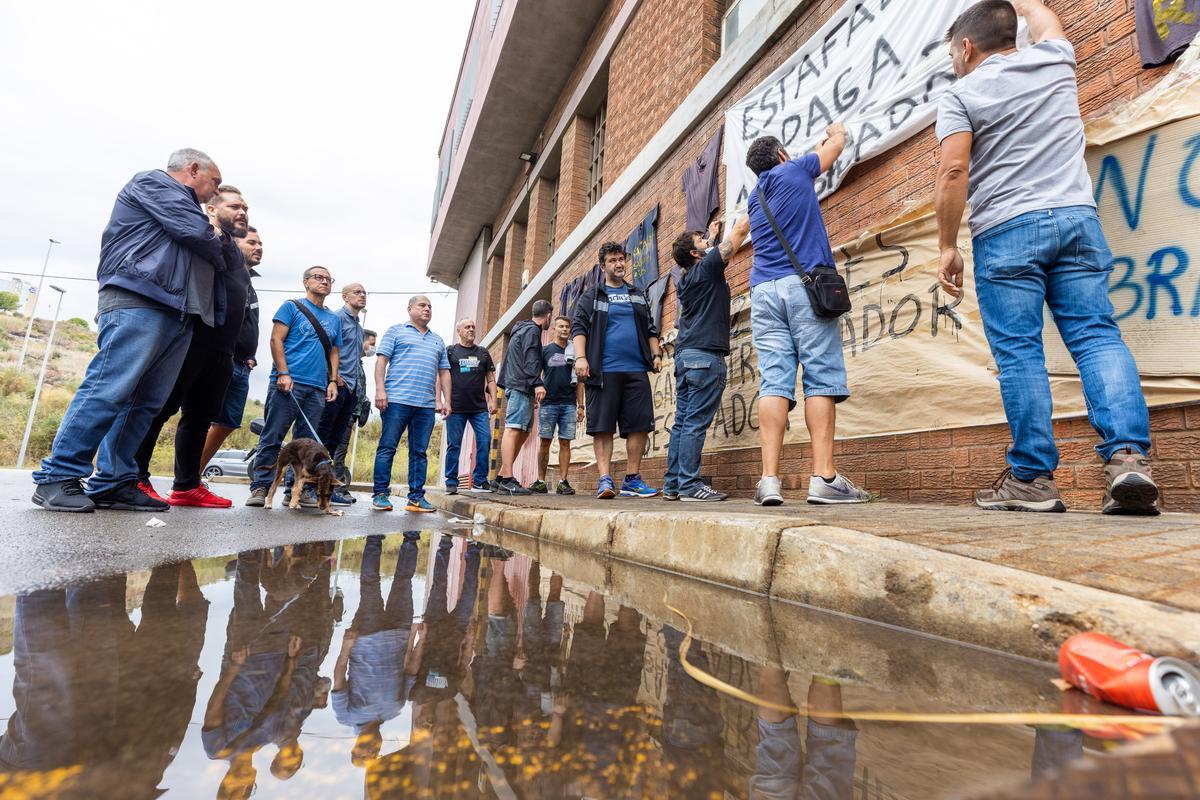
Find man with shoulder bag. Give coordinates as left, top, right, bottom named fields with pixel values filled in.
left=745, top=124, right=868, bottom=507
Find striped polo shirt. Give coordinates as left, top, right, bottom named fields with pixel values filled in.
left=378, top=321, right=450, bottom=407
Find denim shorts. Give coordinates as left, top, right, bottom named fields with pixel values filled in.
left=503, top=389, right=534, bottom=431
left=751, top=273, right=849, bottom=407
left=538, top=402, right=577, bottom=440
left=213, top=362, right=251, bottom=428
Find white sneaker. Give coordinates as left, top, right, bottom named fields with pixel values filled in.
left=807, top=473, right=870, bottom=504
left=754, top=476, right=783, bottom=506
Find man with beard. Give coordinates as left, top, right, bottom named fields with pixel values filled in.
left=201, top=226, right=263, bottom=469
left=135, top=185, right=250, bottom=508
left=33, top=148, right=238, bottom=512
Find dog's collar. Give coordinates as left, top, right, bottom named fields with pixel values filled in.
left=315, top=459, right=333, bottom=468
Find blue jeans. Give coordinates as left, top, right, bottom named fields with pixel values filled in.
left=664, top=349, right=727, bottom=495
left=974, top=206, right=1151, bottom=481
left=249, top=384, right=326, bottom=491
left=373, top=403, right=435, bottom=499
left=444, top=411, right=491, bottom=488
left=34, top=307, right=193, bottom=494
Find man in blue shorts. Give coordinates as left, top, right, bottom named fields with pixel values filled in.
left=532, top=315, right=584, bottom=495
left=746, top=126, right=869, bottom=507
left=494, top=300, right=552, bottom=495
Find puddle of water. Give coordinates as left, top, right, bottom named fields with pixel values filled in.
left=0, top=529, right=1181, bottom=799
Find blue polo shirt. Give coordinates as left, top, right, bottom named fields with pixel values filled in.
left=747, top=153, right=836, bottom=287
left=271, top=299, right=343, bottom=390
left=337, top=306, right=364, bottom=390
left=378, top=321, right=450, bottom=407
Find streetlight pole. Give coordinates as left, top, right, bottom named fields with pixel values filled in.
left=18, top=238, right=62, bottom=370
left=17, top=285, right=66, bottom=469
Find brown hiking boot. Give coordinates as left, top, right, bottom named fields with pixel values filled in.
left=975, top=468, right=1066, bottom=512
left=1103, top=448, right=1160, bottom=515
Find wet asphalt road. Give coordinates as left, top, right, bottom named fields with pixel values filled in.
left=0, top=469, right=452, bottom=594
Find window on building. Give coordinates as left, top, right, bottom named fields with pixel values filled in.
left=547, top=178, right=559, bottom=259
left=722, top=0, right=768, bottom=51
left=587, top=104, right=606, bottom=210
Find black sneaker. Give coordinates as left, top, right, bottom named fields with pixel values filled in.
left=32, top=478, right=96, bottom=513
left=495, top=477, right=532, bottom=496
left=530, top=480, right=548, bottom=494
left=470, top=480, right=494, bottom=493
left=91, top=481, right=169, bottom=512
left=681, top=484, right=728, bottom=502
left=446, top=483, right=459, bottom=496
left=662, top=490, right=680, bottom=501
left=556, top=480, right=576, bottom=495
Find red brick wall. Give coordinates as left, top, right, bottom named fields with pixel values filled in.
left=487, top=0, right=1200, bottom=510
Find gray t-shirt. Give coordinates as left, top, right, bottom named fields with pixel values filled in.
left=935, top=38, right=1096, bottom=237
left=96, top=285, right=169, bottom=315
left=185, top=253, right=216, bottom=328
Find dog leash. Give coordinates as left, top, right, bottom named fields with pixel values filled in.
left=289, top=391, right=324, bottom=441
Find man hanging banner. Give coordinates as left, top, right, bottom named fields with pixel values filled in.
left=624, top=205, right=659, bottom=292
left=724, top=0, right=974, bottom=216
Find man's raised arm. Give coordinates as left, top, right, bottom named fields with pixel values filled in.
left=1011, top=0, right=1065, bottom=43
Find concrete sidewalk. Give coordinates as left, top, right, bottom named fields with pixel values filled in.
left=430, top=490, right=1200, bottom=662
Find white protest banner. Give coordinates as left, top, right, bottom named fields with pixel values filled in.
left=724, top=0, right=973, bottom=215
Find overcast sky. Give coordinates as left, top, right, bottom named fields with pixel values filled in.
left=0, top=0, right=473, bottom=399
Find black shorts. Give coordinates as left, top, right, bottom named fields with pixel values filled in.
left=585, top=372, right=654, bottom=437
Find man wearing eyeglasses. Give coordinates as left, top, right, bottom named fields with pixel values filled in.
left=316, top=282, right=367, bottom=507
left=246, top=266, right=342, bottom=507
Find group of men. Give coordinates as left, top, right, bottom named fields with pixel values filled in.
left=28, top=147, right=389, bottom=513
left=467, top=0, right=1159, bottom=515
left=32, top=0, right=1160, bottom=518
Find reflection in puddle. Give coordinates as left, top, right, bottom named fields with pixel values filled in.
left=0, top=531, right=1178, bottom=798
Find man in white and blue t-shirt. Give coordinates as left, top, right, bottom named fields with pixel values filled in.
left=372, top=295, right=451, bottom=512
left=247, top=265, right=342, bottom=507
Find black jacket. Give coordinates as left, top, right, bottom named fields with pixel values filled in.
left=497, top=319, right=544, bottom=394
left=234, top=271, right=260, bottom=363
left=570, top=281, right=658, bottom=387
left=97, top=169, right=239, bottom=316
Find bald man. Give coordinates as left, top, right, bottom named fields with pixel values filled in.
left=316, top=282, right=367, bottom=506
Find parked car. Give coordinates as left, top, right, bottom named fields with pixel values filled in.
left=203, top=449, right=252, bottom=478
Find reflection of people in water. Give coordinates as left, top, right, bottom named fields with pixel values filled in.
left=203, top=549, right=320, bottom=799
left=749, top=667, right=858, bottom=800
left=661, top=624, right=726, bottom=800
left=333, top=533, right=420, bottom=767
left=0, top=563, right=209, bottom=798
left=410, top=535, right=481, bottom=706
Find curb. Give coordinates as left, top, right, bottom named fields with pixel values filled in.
left=431, top=491, right=1200, bottom=663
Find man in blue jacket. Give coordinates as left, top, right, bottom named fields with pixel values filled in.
left=33, top=148, right=238, bottom=512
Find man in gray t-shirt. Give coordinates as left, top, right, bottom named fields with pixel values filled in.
left=934, top=0, right=1157, bottom=516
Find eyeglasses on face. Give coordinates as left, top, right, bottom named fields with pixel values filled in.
left=307, top=274, right=333, bottom=284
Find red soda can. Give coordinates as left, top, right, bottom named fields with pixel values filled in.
left=1058, top=632, right=1200, bottom=716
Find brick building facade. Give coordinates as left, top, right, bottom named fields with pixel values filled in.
left=429, top=0, right=1200, bottom=511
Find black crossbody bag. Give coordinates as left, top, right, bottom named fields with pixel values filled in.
left=755, top=184, right=851, bottom=318
left=289, top=299, right=333, bottom=384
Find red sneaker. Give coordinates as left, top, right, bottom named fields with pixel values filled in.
left=168, top=485, right=233, bottom=508
left=138, top=481, right=168, bottom=505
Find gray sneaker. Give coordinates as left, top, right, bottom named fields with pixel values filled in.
left=1103, top=448, right=1160, bottom=515
left=754, top=476, right=783, bottom=506
left=807, top=473, right=870, bottom=504
left=975, top=468, right=1065, bottom=512
left=245, top=487, right=267, bottom=507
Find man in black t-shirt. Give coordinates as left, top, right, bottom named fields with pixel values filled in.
left=444, top=318, right=497, bottom=494
left=532, top=316, right=585, bottom=495
left=663, top=215, right=749, bottom=502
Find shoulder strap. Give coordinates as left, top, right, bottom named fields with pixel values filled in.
left=755, top=183, right=812, bottom=283
left=289, top=299, right=333, bottom=383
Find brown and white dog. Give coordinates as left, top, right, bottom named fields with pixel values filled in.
left=264, top=438, right=344, bottom=515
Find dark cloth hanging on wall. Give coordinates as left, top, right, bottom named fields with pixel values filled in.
left=624, top=206, right=660, bottom=292
left=645, top=271, right=673, bottom=332
left=1135, top=0, right=1200, bottom=66
left=682, top=128, right=724, bottom=231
